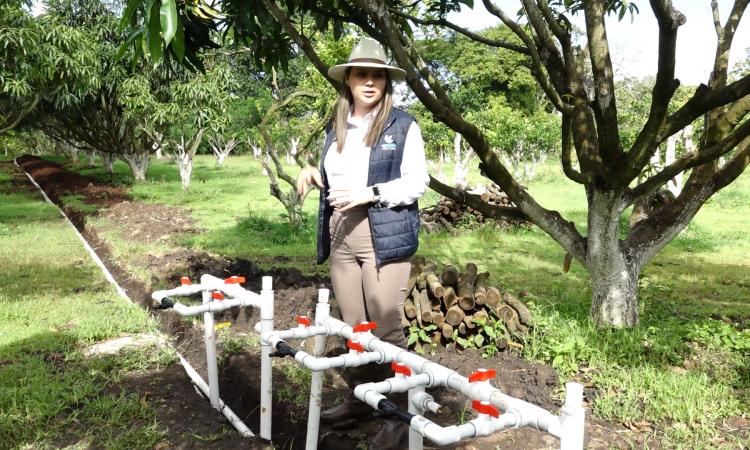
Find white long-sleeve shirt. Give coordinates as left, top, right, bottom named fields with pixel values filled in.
left=323, top=110, right=430, bottom=207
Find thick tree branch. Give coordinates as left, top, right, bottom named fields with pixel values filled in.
left=561, top=114, right=588, bottom=184
left=481, top=0, right=571, bottom=114
left=722, top=94, right=750, bottom=128
left=428, top=176, right=529, bottom=222
left=263, top=0, right=342, bottom=91
left=390, top=9, right=529, bottom=54
left=519, top=0, right=570, bottom=95
left=660, top=74, right=750, bottom=142
left=712, top=134, right=750, bottom=191
left=583, top=0, right=623, bottom=168
left=568, top=46, right=604, bottom=176
left=625, top=1, right=685, bottom=181
left=712, top=0, right=723, bottom=38
left=711, top=0, right=749, bottom=89
left=258, top=90, right=317, bottom=186
left=0, top=95, right=40, bottom=134
left=627, top=116, right=750, bottom=201
left=627, top=179, right=714, bottom=265
left=537, top=0, right=569, bottom=47
left=520, top=0, right=563, bottom=65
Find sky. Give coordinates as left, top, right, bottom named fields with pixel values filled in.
left=448, top=1, right=750, bottom=86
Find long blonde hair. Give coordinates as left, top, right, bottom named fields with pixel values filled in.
left=333, top=68, right=394, bottom=153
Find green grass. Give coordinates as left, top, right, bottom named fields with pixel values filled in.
left=0, top=159, right=176, bottom=450
left=44, top=152, right=750, bottom=448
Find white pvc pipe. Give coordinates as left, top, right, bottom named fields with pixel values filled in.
left=315, top=316, right=570, bottom=440
left=352, top=374, right=430, bottom=399
left=408, top=385, right=425, bottom=450
left=259, top=276, right=274, bottom=441
left=172, top=298, right=248, bottom=316
left=305, top=289, right=330, bottom=450
left=559, top=382, right=585, bottom=450
left=178, top=355, right=254, bottom=437
left=203, top=290, right=221, bottom=410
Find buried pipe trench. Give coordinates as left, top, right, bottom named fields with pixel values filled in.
left=13, top=158, right=255, bottom=438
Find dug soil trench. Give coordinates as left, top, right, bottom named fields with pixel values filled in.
left=12, top=155, right=641, bottom=449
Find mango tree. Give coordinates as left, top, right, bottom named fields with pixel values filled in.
left=120, top=63, right=235, bottom=190
left=0, top=1, right=99, bottom=135
left=122, top=0, right=750, bottom=328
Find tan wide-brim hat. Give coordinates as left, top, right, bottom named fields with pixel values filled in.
left=328, top=37, right=407, bottom=82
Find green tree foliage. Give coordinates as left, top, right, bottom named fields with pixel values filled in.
left=119, top=62, right=237, bottom=188
left=0, top=2, right=100, bottom=134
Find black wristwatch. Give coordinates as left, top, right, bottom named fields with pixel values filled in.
left=371, top=185, right=381, bottom=205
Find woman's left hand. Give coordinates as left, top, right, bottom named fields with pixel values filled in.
left=328, top=187, right=375, bottom=211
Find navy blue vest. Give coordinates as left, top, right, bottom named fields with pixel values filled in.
left=316, top=108, right=421, bottom=266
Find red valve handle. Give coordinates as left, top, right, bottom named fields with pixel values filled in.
left=297, top=315, right=311, bottom=327
left=472, top=400, right=500, bottom=418
left=391, top=362, right=412, bottom=376
left=212, top=292, right=224, bottom=300
left=224, top=276, right=246, bottom=284
left=468, top=368, right=496, bottom=383
left=347, top=340, right=365, bottom=352
left=180, top=277, right=191, bottom=285
left=352, top=321, right=377, bottom=333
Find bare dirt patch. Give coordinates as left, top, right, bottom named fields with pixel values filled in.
left=99, top=201, right=198, bottom=243
left=13, top=155, right=646, bottom=449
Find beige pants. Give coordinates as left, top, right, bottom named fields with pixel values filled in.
left=329, top=207, right=410, bottom=348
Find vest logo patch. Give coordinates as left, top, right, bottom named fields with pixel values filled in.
left=380, top=134, right=397, bottom=151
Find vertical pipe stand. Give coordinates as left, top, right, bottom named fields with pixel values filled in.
left=203, top=290, right=221, bottom=410
left=260, top=276, right=274, bottom=441
left=408, top=386, right=425, bottom=450
left=305, top=289, right=330, bottom=450
left=559, top=382, right=585, bottom=450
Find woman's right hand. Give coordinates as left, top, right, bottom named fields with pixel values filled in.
left=296, top=166, right=323, bottom=197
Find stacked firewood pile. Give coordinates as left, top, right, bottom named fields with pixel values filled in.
left=420, top=185, right=528, bottom=233
left=402, top=257, right=534, bottom=353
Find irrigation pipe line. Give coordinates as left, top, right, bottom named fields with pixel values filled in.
left=13, top=158, right=255, bottom=438
left=157, top=275, right=585, bottom=449
left=14, top=158, right=129, bottom=299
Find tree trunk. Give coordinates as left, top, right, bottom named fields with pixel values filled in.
left=67, top=145, right=79, bottom=164
left=121, top=152, right=150, bottom=181
left=177, top=153, right=193, bottom=190
left=101, top=152, right=115, bottom=174
left=86, top=150, right=97, bottom=168
left=587, top=189, right=640, bottom=327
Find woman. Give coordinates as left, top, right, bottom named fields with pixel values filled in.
left=296, top=37, right=429, bottom=448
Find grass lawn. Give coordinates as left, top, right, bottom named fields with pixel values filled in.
left=0, top=160, right=176, bottom=450
left=35, top=153, right=750, bottom=448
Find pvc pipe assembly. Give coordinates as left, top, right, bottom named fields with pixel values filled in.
left=152, top=274, right=274, bottom=441
left=262, top=293, right=586, bottom=450
left=153, top=274, right=584, bottom=449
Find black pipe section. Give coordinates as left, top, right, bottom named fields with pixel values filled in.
left=377, top=399, right=415, bottom=424
left=270, top=341, right=298, bottom=358
left=153, top=297, right=175, bottom=309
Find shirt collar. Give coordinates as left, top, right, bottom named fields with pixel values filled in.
left=347, top=104, right=380, bottom=127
